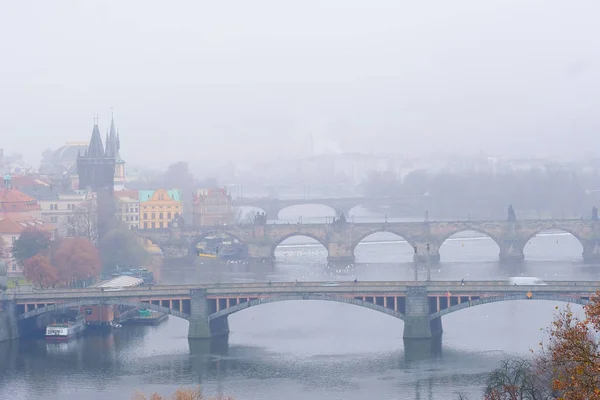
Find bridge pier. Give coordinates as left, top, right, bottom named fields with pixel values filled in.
left=412, top=242, right=440, bottom=264
left=188, top=289, right=229, bottom=339
left=499, top=240, right=525, bottom=262
left=327, top=242, right=355, bottom=263
left=0, top=301, right=19, bottom=343
left=403, top=286, right=442, bottom=339
left=246, top=243, right=275, bottom=262
left=582, top=241, right=600, bottom=264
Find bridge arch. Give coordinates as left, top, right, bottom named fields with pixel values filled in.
left=271, top=233, right=330, bottom=260
left=17, top=299, right=190, bottom=321
left=189, top=230, right=245, bottom=251
left=522, top=227, right=586, bottom=261
left=208, top=295, right=405, bottom=321
left=438, top=228, right=502, bottom=263
left=277, top=203, right=341, bottom=221
left=430, top=294, right=589, bottom=320
left=352, top=229, right=415, bottom=263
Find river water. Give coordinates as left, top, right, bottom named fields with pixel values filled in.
left=1, top=207, right=599, bottom=400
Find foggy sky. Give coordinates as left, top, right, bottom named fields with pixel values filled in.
left=1, top=0, right=599, bottom=170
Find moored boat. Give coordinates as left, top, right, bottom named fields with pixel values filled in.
left=45, top=315, right=88, bottom=341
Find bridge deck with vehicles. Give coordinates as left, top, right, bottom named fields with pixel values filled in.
left=2, top=280, right=598, bottom=342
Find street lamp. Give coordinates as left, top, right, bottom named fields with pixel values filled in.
left=426, top=243, right=431, bottom=281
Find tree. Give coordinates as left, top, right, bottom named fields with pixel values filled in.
left=64, top=200, right=98, bottom=245
left=11, top=228, right=52, bottom=265
left=537, top=297, right=600, bottom=400
left=23, top=255, right=58, bottom=289
left=483, top=356, right=554, bottom=400
left=0, top=237, right=8, bottom=259
left=132, top=388, right=234, bottom=400
left=99, top=225, right=148, bottom=272
left=52, top=238, right=101, bottom=286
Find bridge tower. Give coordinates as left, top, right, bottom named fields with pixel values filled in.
left=77, top=118, right=117, bottom=241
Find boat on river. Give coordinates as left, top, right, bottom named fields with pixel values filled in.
left=45, top=315, right=88, bottom=341
left=196, top=236, right=246, bottom=260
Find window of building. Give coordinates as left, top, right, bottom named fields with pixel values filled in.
left=151, top=222, right=156, bottom=229
left=159, top=213, right=163, bottom=220
left=167, top=212, right=172, bottom=219
left=151, top=213, right=156, bottom=219
left=144, top=213, right=148, bottom=220
left=159, top=222, right=164, bottom=228
left=144, top=222, right=148, bottom=229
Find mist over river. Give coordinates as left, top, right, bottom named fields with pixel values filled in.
left=1, top=207, right=598, bottom=400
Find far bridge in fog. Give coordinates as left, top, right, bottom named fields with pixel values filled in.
left=140, top=218, right=600, bottom=263
left=231, top=195, right=423, bottom=220
left=3, top=281, right=598, bottom=342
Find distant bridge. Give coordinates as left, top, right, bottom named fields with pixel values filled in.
left=2, top=280, right=598, bottom=341
left=232, top=195, right=423, bottom=219
left=140, top=219, right=600, bottom=263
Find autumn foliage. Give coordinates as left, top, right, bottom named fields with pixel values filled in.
left=132, top=388, right=234, bottom=400
left=23, top=255, right=58, bottom=288
left=538, top=293, right=600, bottom=399
left=53, top=237, right=102, bottom=285
left=16, top=231, right=102, bottom=288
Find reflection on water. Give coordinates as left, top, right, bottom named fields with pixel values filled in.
left=0, top=230, right=599, bottom=400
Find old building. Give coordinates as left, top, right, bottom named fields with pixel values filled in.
left=0, top=217, right=55, bottom=277
left=114, top=190, right=139, bottom=230
left=192, top=188, right=234, bottom=226
left=139, top=189, right=182, bottom=230
left=0, top=175, right=42, bottom=220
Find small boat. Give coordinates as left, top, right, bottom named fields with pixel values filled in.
left=46, top=315, right=87, bottom=341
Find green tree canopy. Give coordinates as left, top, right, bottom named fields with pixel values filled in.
left=12, top=228, right=52, bottom=265
left=99, top=225, right=148, bottom=272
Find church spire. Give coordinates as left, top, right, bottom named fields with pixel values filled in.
left=87, top=117, right=105, bottom=158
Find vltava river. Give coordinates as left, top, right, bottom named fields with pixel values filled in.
left=0, top=209, right=598, bottom=400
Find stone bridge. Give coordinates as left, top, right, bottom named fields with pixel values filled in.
left=1, top=280, right=598, bottom=342
left=140, top=219, right=600, bottom=263
left=232, top=195, right=422, bottom=220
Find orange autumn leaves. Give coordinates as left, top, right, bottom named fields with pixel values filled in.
left=22, top=235, right=101, bottom=288
left=132, top=388, right=234, bottom=400
left=540, top=295, right=600, bottom=400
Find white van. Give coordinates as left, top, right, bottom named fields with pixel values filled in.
left=509, top=277, right=547, bottom=286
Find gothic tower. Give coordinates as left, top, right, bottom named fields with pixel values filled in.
left=106, top=114, right=126, bottom=190
left=77, top=118, right=116, bottom=242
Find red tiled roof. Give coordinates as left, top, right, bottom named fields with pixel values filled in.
left=114, top=189, right=139, bottom=200
left=0, top=188, right=41, bottom=214
left=0, top=217, right=47, bottom=234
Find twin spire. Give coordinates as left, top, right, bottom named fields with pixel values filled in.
left=84, top=112, right=122, bottom=160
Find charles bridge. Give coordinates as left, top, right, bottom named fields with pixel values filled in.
left=140, top=218, right=600, bottom=263
left=1, top=280, right=598, bottom=343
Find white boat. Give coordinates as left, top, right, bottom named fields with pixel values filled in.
left=45, top=315, right=88, bottom=341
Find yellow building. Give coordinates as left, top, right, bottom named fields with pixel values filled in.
left=139, top=189, right=182, bottom=230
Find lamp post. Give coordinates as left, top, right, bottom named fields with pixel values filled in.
left=413, top=245, right=418, bottom=281
left=426, top=243, right=431, bottom=281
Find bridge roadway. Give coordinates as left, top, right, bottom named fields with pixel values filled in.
left=2, top=280, right=598, bottom=342
left=144, top=218, right=600, bottom=263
